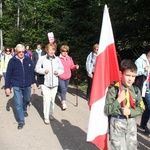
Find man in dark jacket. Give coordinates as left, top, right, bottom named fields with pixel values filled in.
left=5, top=44, right=36, bottom=130
left=32, top=43, right=45, bottom=87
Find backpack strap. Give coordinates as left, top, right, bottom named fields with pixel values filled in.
left=114, top=86, right=119, bottom=99
left=132, top=84, right=138, bottom=95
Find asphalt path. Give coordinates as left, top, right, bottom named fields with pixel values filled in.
left=0, top=77, right=149, bottom=150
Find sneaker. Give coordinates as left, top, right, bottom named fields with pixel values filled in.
left=62, top=104, right=67, bottom=110
left=18, top=123, right=25, bottom=130
left=44, top=119, right=50, bottom=124
left=49, top=115, right=54, bottom=120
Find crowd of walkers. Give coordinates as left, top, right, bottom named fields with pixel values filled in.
left=0, top=41, right=149, bottom=150
left=0, top=42, right=79, bottom=129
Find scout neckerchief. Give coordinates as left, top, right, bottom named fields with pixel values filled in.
left=115, top=82, right=136, bottom=109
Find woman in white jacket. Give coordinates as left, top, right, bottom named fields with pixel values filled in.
left=35, top=44, right=64, bottom=124
left=135, top=45, right=150, bottom=135
left=0, top=48, right=13, bottom=87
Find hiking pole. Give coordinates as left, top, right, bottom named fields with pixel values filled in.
left=75, top=70, right=78, bottom=107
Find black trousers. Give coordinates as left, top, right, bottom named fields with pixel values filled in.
left=86, top=74, right=93, bottom=99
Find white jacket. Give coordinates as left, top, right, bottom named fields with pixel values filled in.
left=135, top=54, right=149, bottom=97
left=35, top=54, right=64, bottom=87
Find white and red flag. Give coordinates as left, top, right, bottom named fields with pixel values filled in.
left=87, top=5, right=120, bottom=150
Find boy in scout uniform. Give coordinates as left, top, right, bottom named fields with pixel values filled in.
left=105, top=59, right=145, bottom=150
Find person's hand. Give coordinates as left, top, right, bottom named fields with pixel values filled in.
left=32, top=83, right=37, bottom=90
left=54, top=70, right=58, bottom=75
left=117, top=90, right=126, bottom=103
left=45, top=69, right=49, bottom=74
left=122, top=106, right=131, bottom=116
left=145, top=66, right=150, bottom=72
left=5, top=88, right=10, bottom=97
left=88, top=73, right=93, bottom=78
left=76, top=64, right=79, bottom=69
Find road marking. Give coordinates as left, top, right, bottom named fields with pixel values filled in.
left=138, top=141, right=150, bottom=150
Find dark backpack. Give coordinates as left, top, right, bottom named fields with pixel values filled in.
left=134, top=75, right=146, bottom=93
left=114, top=84, right=139, bottom=99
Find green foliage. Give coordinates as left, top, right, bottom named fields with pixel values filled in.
left=1, top=0, right=150, bottom=85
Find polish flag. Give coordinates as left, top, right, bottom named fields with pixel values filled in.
left=87, top=5, right=120, bottom=150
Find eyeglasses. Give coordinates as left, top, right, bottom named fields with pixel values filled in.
left=18, top=51, right=25, bottom=54
left=61, top=50, right=68, bottom=52
left=6, top=50, right=11, bottom=52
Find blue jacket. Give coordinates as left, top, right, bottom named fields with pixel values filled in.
left=5, top=56, right=36, bottom=88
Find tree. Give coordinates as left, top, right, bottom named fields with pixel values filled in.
left=2, top=0, right=150, bottom=85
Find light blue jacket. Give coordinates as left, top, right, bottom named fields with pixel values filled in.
left=135, top=54, right=149, bottom=77
left=35, top=54, right=64, bottom=87
left=135, top=53, right=149, bottom=96
left=86, top=52, right=97, bottom=75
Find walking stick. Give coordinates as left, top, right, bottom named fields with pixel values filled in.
left=75, top=70, right=78, bottom=107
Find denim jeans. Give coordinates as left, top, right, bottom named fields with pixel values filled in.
left=13, top=86, right=31, bottom=124
left=140, top=83, right=150, bottom=128
left=58, top=78, right=70, bottom=100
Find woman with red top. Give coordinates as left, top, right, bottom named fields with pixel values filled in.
left=58, top=45, right=79, bottom=110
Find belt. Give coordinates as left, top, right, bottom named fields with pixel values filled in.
left=112, top=115, right=126, bottom=119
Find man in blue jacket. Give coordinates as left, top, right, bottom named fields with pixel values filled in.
left=5, top=44, right=36, bottom=130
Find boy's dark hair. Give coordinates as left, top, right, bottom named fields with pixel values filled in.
left=120, top=59, right=137, bottom=73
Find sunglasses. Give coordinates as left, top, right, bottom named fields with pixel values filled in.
left=62, top=50, right=68, bottom=52
left=6, top=50, right=11, bottom=52
left=18, top=51, right=25, bottom=54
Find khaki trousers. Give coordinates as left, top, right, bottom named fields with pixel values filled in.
left=41, top=85, right=58, bottom=119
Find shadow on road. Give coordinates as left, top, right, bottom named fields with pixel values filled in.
left=30, top=93, right=44, bottom=120
left=67, top=86, right=87, bottom=100
left=137, top=124, right=150, bottom=150
left=55, top=94, right=62, bottom=110
left=50, top=118, right=98, bottom=150
left=55, top=86, right=87, bottom=110
left=6, top=97, right=18, bottom=122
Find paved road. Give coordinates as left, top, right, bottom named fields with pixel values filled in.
left=0, top=78, right=149, bottom=150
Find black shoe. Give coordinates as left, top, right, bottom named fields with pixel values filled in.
left=144, top=126, right=150, bottom=134
left=24, top=112, right=28, bottom=117
left=18, top=123, right=24, bottom=130
left=140, top=126, right=150, bottom=134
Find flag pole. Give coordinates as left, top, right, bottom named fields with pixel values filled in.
left=87, top=4, right=120, bottom=150
left=75, top=70, right=78, bottom=107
